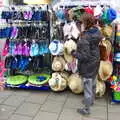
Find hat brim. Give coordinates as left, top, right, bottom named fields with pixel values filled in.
left=96, top=80, right=106, bottom=97
left=99, top=39, right=112, bottom=60
left=49, top=41, right=64, bottom=56
left=68, top=73, right=83, bottom=94
left=98, top=61, right=113, bottom=81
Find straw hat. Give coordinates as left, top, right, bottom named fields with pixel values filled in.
left=64, top=39, right=77, bottom=55
left=48, top=72, right=67, bottom=92
left=64, top=39, right=77, bottom=63
left=60, top=72, right=69, bottom=83
left=68, top=9, right=74, bottom=20
left=98, top=61, right=113, bottom=81
left=99, top=39, right=112, bottom=61
left=96, top=80, right=106, bottom=97
left=64, top=51, right=74, bottom=63
left=52, top=56, right=66, bottom=72
left=101, top=25, right=113, bottom=38
left=68, top=73, right=83, bottom=94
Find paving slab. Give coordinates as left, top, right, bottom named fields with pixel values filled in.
left=89, top=106, right=107, bottom=120
left=95, top=98, right=107, bottom=106
left=25, top=92, right=49, bottom=104
left=0, top=98, right=5, bottom=104
left=0, top=105, right=16, bottom=120
left=47, top=92, right=68, bottom=103
left=0, top=90, right=13, bottom=99
left=58, top=108, right=82, bottom=120
left=3, top=95, right=25, bottom=107
left=15, top=102, right=41, bottom=117
left=108, top=112, right=120, bottom=120
left=64, top=94, right=83, bottom=109
left=40, top=99, right=64, bottom=114
left=33, top=111, right=58, bottom=120
left=9, top=114, right=33, bottom=120
left=13, top=90, right=31, bottom=97
left=108, top=104, right=120, bottom=113
left=82, top=116, right=103, bottom=120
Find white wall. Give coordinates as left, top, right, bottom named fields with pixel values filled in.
left=3, top=0, right=9, bottom=6
left=110, top=0, right=120, bottom=9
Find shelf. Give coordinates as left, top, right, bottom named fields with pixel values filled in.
left=113, top=61, right=120, bottom=64
left=5, top=83, right=50, bottom=91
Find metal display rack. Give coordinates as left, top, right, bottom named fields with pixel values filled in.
left=111, top=23, right=120, bottom=103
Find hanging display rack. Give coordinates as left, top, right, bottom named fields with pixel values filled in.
left=0, top=4, right=52, bottom=91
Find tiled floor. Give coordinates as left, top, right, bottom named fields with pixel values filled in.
left=0, top=89, right=120, bottom=120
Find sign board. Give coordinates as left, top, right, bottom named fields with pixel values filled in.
left=24, top=0, right=52, bottom=4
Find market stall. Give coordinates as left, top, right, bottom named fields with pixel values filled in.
left=0, top=0, right=119, bottom=101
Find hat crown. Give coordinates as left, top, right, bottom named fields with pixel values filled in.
left=54, top=61, right=62, bottom=68
left=52, top=56, right=65, bottom=72
left=99, top=61, right=113, bottom=81
left=103, top=65, right=110, bottom=77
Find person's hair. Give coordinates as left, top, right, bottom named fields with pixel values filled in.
left=79, top=13, right=96, bottom=30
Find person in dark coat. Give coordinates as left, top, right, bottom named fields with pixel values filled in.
left=71, top=13, right=103, bottom=115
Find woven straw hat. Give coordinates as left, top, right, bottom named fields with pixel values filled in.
left=68, top=73, right=83, bottom=94
left=101, top=25, right=113, bottom=38
left=64, top=39, right=77, bottom=63
left=64, top=39, right=77, bottom=55
left=68, top=9, right=74, bottom=20
left=64, top=51, right=74, bottom=63
left=60, top=72, right=69, bottom=82
left=48, top=72, right=67, bottom=92
left=99, top=39, right=112, bottom=61
left=96, top=80, right=106, bottom=97
left=52, top=56, right=66, bottom=72
left=98, top=61, right=113, bottom=81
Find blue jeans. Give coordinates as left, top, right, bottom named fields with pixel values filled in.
left=83, top=76, right=96, bottom=109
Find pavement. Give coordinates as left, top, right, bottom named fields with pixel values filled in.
left=0, top=88, right=120, bottom=120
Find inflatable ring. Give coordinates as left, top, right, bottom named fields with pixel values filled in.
left=28, top=73, right=51, bottom=86
left=7, top=75, right=28, bottom=85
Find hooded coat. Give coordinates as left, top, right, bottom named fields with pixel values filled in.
left=73, top=27, right=103, bottom=78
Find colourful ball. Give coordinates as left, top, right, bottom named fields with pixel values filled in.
left=112, top=75, right=117, bottom=81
